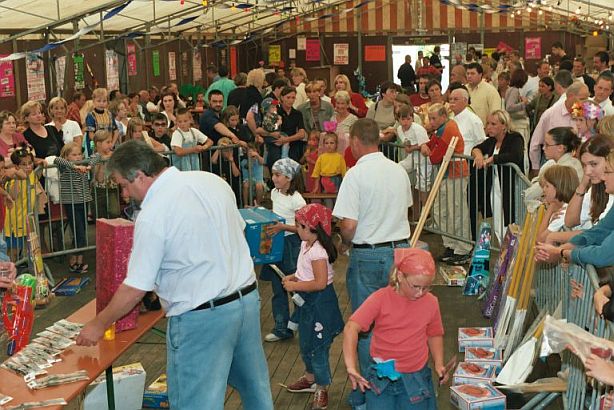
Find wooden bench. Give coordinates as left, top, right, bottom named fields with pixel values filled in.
left=301, top=192, right=338, bottom=203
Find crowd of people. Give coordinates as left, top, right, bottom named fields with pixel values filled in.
left=1, top=43, right=614, bottom=409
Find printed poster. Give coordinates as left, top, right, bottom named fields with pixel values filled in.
left=152, top=50, right=160, bottom=77
left=306, top=39, right=320, bottom=62
left=269, top=45, right=281, bottom=65
left=0, top=57, right=15, bottom=98
left=127, top=42, right=137, bottom=76
left=333, top=43, right=349, bottom=65
left=289, top=48, right=296, bottom=59
left=525, top=37, right=542, bottom=60
left=297, top=36, right=306, bottom=51
left=54, top=56, right=66, bottom=96
left=364, top=45, right=386, bottom=62
left=26, top=53, right=46, bottom=102
left=192, top=49, right=202, bottom=82
left=230, top=47, right=238, bottom=78
left=168, top=51, right=176, bottom=81
left=73, top=54, right=85, bottom=90
left=105, top=50, right=120, bottom=91
left=181, top=51, right=189, bottom=78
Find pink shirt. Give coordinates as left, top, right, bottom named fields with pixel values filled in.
left=529, top=100, right=573, bottom=170
left=295, top=241, right=334, bottom=285
left=350, top=286, right=444, bottom=373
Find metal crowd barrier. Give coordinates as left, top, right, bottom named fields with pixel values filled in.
left=533, top=262, right=570, bottom=315
left=380, top=141, right=531, bottom=250
left=2, top=144, right=256, bottom=264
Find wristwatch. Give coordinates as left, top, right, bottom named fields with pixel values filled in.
left=560, top=248, right=569, bottom=263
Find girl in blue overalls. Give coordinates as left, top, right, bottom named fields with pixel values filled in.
left=282, top=203, right=344, bottom=410
left=170, top=109, right=212, bottom=171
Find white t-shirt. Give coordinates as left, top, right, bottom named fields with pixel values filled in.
left=271, top=188, right=306, bottom=236
left=453, top=108, right=487, bottom=156
left=396, top=122, right=429, bottom=146
left=46, top=119, right=83, bottom=144
left=171, top=127, right=208, bottom=147
left=333, top=151, right=412, bottom=244
left=124, top=167, right=255, bottom=317
left=548, top=203, right=568, bottom=232
left=578, top=188, right=614, bottom=230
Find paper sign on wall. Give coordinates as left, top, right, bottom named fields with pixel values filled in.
left=54, top=56, right=66, bottom=96
left=168, top=51, right=177, bottom=81
left=297, top=36, right=306, bottom=51
left=127, top=43, right=137, bottom=76
left=26, top=53, right=46, bottom=102
left=230, top=46, right=238, bottom=78
left=306, top=39, right=320, bottom=62
left=73, top=54, right=85, bottom=90
left=334, top=43, right=349, bottom=65
left=105, top=50, right=120, bottom=91
left=525, top=37, right=542, bottom=60
left=193, top=50, right=202, bottom=82
left=152, top=51, right=160, bottom=77
left=364, top=45, right=386, bottom=62
left=269, top=45, right=281, bottom=65
left=289, top=48, right=296, bottom=59
left=0, top=57, right=15, bottom=98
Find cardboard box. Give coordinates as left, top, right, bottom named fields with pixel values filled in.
left=450, top=383, right=506, bottom=410
left=239, top=207, right=285, bottom=265
left=453, top=362, right=497, bottom=385
left=440, top=266, right=467, bottom=287
left=142, top=373, right=169, bottom=408
left=53, top=276, right=91, bottom=296
left=96, top=218, right=139, bottom=332
left=458, top=327, right=494, bottom=352
left=464, top=347, right=503, bottom=372
left=85, top=363, right=146, bottom=410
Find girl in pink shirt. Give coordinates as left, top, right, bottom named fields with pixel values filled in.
left=281, top=203, right=344, bottom=410
left=343, top=248, right=446, bottom=409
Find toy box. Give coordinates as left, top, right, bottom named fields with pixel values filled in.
left=458, top=327, right=494, bottom=352
left=464, top=222, right=491, bottom=296
left=142, top=373, right=169, bottom=408
left=85, top=363, right=146, bottom=410
left=96, top=218, right=139, bottom=332
left=464, top=347, right=503, bottom=372
left=239, top=207, right=285, bottom=265
left=453, top=362, right=497, bottom=385
left=450, top=383, right=506, bottom=410
left=52, top=276, right=91, bottom=296
left=440, top=265, right=467, bottom=287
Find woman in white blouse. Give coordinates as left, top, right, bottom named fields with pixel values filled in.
left=46, top=97, right=83, bottom=146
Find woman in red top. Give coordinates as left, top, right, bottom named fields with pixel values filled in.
left=330, top=74, right=368, bottom=118
left=343, top=248, right=446, bottom=409
left=0, top=111, right=29, bottom=161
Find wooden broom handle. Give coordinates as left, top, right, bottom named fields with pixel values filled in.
left=410, top=136, right=458, bottom=248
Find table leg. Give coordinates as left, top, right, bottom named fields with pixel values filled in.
left=150, top=327, right=166, bottom=338
left=105, top=366, right=115, bottom=410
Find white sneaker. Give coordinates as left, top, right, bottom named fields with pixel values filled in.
left=264, top=333, right=282, bottom=342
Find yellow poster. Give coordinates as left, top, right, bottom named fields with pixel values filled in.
left=269, top=45, right=281, bottom=65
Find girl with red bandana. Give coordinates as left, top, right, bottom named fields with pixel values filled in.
left=281, top=203, right=344, bottom=410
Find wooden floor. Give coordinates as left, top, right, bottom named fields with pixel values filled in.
left=1, top=232, right=493, bottom=409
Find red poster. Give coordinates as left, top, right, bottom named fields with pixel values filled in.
left=306, top=39, right=320, bottom=62
left=230, top=47, right=238, bottom=79
left=524, top=37, right=542, bottom=60
left=127, top=43, right=137, bottom=76
left=0, top=57, right=15, bottom=98
left=364, top=45, right=386, bottom=62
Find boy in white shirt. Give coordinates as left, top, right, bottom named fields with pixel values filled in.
left=171, top=108, right=213, bottom=171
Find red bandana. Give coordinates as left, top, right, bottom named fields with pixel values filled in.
left=295, top=204, right=332, bottom=236
left=394, top=248, right=435, bottom=276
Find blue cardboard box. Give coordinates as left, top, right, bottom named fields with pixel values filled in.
left=239, top=207, right=285, bottom=265
left=142, top=373, right=169, bottom=408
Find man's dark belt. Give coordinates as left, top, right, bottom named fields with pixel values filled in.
left=352, top=239, right=409, bottom=249
left=192, top=282, right=257, bottom=311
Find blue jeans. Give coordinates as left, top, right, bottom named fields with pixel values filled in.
left=260, top=234, right=301, bottom=336
left=365, top=365, right=436, bottom=409
left=346, top=245, right=408, bottom=407
left=166, top=289, right=273, bottom=410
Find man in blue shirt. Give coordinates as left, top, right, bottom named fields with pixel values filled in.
left=199, top=90, right=246, bottom=147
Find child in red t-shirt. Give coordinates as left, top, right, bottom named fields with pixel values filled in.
left=343, top=248, right=446, bottom=409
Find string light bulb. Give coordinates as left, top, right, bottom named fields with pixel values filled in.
left=202, top=0, right=207, bottom=6
left=538, top=9, right=543, bottom=15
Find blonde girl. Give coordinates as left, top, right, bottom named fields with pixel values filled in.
left=91, top=131, right=120, bottom=219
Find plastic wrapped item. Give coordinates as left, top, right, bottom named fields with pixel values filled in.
left=2, top=285, right=34, bottom=355
left=0, top=392, right=13, bottom=406
left=27, top=370, right=89, bottom=390
left=6, top=398, right=67, bottom=409
left=541, top=315, right=614, bottom=364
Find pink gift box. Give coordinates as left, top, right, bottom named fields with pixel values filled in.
left=96, top=218, right=139, bottom=332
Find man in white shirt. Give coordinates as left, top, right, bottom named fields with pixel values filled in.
left=76, top=141, right=273, bottom=410
left=592, top=74, right=614, bottom=116
left=466, top=62, right=502, bottom=125
left=333, top=118, right=412, bottom=407
left=449, top=88, right=486, bottom=155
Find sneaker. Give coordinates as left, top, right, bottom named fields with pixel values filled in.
left=286, top=376, right=316, bottom=393
left=264, top=331, right=293, bottom=342
left=312, top=388, right=328, bottom=409
left=439, top=248, right=455, bottom=262
left=448, top=253, right=472, bottom=265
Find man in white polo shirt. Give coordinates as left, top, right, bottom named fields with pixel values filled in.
left=592, top=74, right=614, bottom=116
left=333, top=118, right=412, bottom=409
left=76, top=141, right=273, bottom=410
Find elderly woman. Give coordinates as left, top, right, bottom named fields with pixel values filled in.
left=228, top=68, right=264, bottom=119
left=525, top=126, right=583, bottom=204
left=425, top=103, right=472, bottom=264
left=290, top=67, right=308, bottom=109
left=330, top=74, right=368, bottom=118
left=46, top=97, right=83, bottom=147
left=330, top=91, right=358, bottom=155
left=299, top=81, right=334, bottom=134
left=470, top=110, right=525, bottom=242
left=0, top=111, right=28, bottom=159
